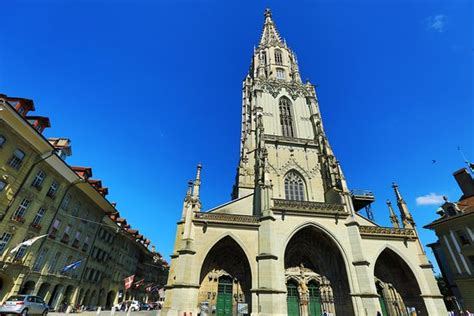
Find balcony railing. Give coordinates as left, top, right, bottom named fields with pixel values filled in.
left=359, top=225, right=416, bottom=239
left=30, top=222, right=42, bottom=230
left=72, top=239, right=80, bottom=248
left=11, top=215, right=25, bottom=223
left=272, top=199, right=346, bottom=215
left=60, top=234, right=70, bottom=244
left=49, top=229, right=57, bottom=239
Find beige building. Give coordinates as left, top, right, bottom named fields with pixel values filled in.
left=425, top=167, right=474, bottom=311
left=0, top=94, right=168, bottom=310
left=162, top=9, right=446, bottom=316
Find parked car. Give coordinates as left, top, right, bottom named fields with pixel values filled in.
left=146, top=302, right=158, bottom=310
left=113, top=300, right=141, bottom=312
left=0, top=295, right=49, bottom=316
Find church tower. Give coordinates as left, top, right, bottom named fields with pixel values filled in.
left=162, top=9, right=446, bottom=316
left=233, top=8, right=347, bottom=209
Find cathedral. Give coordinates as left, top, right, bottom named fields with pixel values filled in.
left=162, top=9, right=446, bottom=316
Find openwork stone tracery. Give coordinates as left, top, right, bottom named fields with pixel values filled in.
left=285, top=265, right=335, bottom=315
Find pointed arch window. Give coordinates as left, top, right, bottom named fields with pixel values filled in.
left=275, top=49, right=283, bottom=65
left=279, top=97, right=294, bottom=137
left=284, top=171, right=305, bottom=201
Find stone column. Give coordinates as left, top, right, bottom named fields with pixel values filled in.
left=344, top=219, right=380, bottom=315
left=255, top=215, right=287, bottom=316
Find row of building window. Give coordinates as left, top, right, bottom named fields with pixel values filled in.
left=0, top=134, right=27, bottom=170
left=30, top=169, right=59, bottom=198
left=260, top=49, right=284, bottom=66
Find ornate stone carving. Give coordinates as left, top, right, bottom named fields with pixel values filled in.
left=285, top=265, right=335, bottom=315
left=359, top=225, right=416, bottom=239
left=194, top=212, right=259, bottom=225
left=272, top=199, right=346, bottom=215
left=255, top=79, right=312, bottom=100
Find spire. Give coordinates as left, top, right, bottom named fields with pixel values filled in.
left=185, top=180, right=193, bottom=200
left=192, top=163, right=202, bottom=202
left=259, top=8, right=284, bottom=48
left=386, top=199, right=400, bottom=228
left=392, top=182, right=414, bottom=228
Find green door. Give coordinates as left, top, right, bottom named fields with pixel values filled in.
left=377, top=287, right=389, bottom=316
left=217, top=277, right=233, bottom=316
left=287, top=281, right=300, bottom=316
left=308, top=282, right=322, bottom=316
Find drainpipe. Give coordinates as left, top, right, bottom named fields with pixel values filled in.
left=2, top=150, right=56, bottom=220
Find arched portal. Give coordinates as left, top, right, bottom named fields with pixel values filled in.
left=106, top=290, right=116, bottom=309
left=82, top=289, right=91, bottom=306
left=37, top=283, right=50, bottom=300
left=285, top=226, right=353, bottom=315
left=19, top=280, right=35, bottom=295
left=63, top=285, right=74, bottom=305
left=199, top=236, right=252, bottom=315
left=48, top=284, right=63, bottom=310
left=374, top=248, right=427, bottom=315
left=0, top=274, right=14, bottom=302
left=89, top=290, right=97, bottom=307
left=97, top=288, right=106, bottom=308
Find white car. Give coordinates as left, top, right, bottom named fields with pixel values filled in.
left=113, top=300, right=140, bottom=312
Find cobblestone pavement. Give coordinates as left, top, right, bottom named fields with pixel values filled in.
left=49, top=311, right=161, bottom=316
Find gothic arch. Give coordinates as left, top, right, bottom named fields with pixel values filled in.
left=284, top=170, right=307, bottom=201
left=373, top=246, right=428, bottom=315
left=197, top=232, right=255, bottom=280
left=370, top=244, right=425, bottom=292
left=284, top=222, right=352, bottom=268
left=284, top=224, right=354, bottom=315
left=279, top=96, right=295, bottom=138
left=198, top=235, right=253, bottom=313
left=279, top=158, right=312, bottom=179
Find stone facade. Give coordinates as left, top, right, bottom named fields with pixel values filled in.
left=162, top=9, right=446, bottom=316
left=0, top=95, right=168, bottom=309
left=425, top=168, right=474, bottom=312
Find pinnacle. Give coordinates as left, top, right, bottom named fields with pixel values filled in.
left=259, top=8, right=284, bottom=48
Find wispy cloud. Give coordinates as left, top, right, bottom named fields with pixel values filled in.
left=425, top=15, right=447, bottom=32
left=416, top=193, right=445, bottom=206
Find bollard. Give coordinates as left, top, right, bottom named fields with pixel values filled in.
left=110, top=307, right=115, bottom=316
left=97, top=306, right=102, bottom=315
left=66, top=305, right=72, bottom=314
left=127, top=306, right=132, bottom=316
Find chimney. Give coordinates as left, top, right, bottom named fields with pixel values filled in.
left=453, top=168, right=474, bottom=198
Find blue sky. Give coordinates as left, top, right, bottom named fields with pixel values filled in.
left=1, top=0, right=472, bottom=273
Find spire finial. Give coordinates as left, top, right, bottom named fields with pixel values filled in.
left=391, top=182, right=414, bottom=228
left=386, top=199, right=400, bottom=228
left=392, top=182, right=404, bottom=202
left=264, top=8, right=272, bottom=19
left=192, top=163, right=202, bottom=201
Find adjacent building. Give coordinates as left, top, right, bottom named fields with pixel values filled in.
left=425, top=167, right=474, bottom=311
left=162, top=9, right=446, bottom=316
left=0, top=94, right=168, bottom=310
